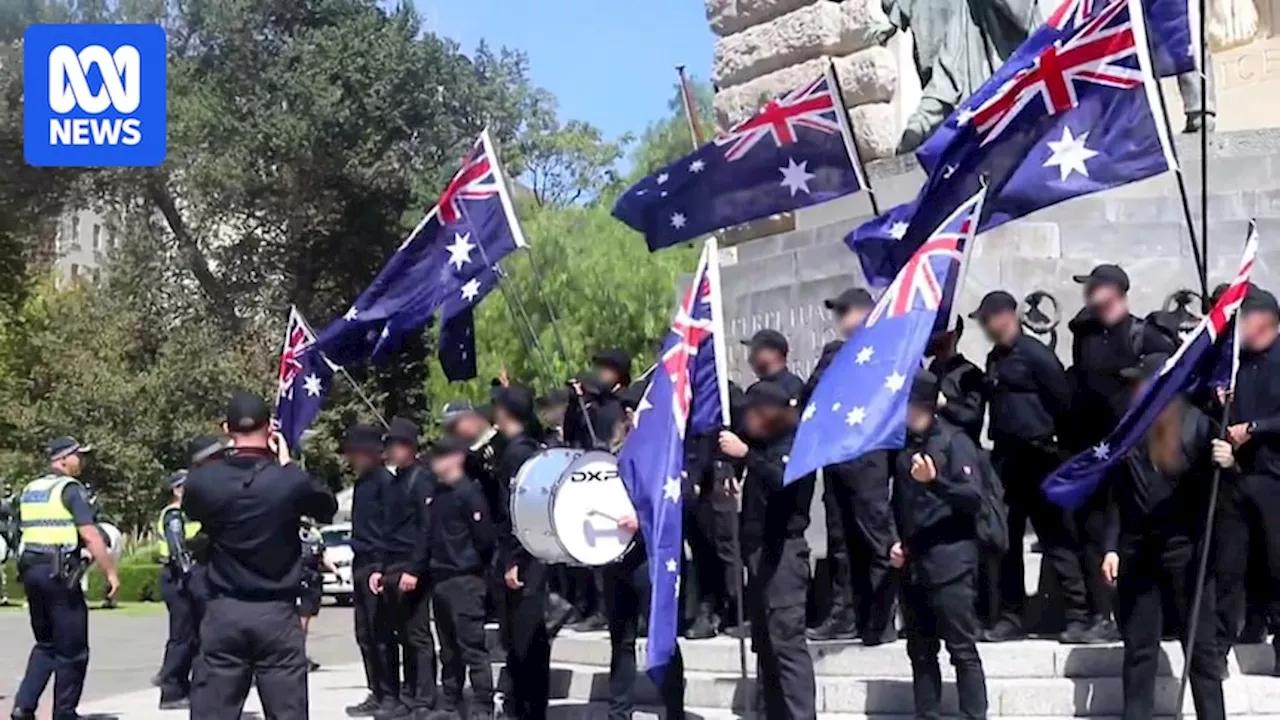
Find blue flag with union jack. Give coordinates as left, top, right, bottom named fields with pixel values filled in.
left=1043, top=224, right=1257, bottom=509
left=617, top=241, right=722, bottom=683
left=274, top=307, right=336, bottom=452
left=438, top=264, right=500, bottom=381
left=848, top=0, right=1177, bottom=287
left=786, top=188, right=986, bottom=484
left=613, top=68, right=866, bottom=251
left=314, top=130, right=525, bottom=365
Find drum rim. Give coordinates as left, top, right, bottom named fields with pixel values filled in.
left=509, top=447, right=578, bottom=564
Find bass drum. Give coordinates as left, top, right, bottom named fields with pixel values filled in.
left=96, top=522, right=124, bottom=563
left=553, top=451, right=635, bottom=566
left=510, top=448, right=580, bottom=565
left=0, top=533, right=9, bottom=565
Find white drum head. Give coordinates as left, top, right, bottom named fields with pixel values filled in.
left=553, top=452, right=636, bottom=566
left=99, top=523, right=123, bottom=561
left=510, top=448, right=580, bottom=565
left=0, top=533, right=9, bottom=564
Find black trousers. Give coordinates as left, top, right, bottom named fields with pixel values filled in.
left=602, top=552, right=685, bottom=719
left=382, top=566, right=437, bottom=709
left=434, top=574, right=494, bottom=711
left=823, top=460, right=896, bottom=635
left=749, top=538, right=817, bottom=720
left=352, top=565, right=394, bottom=701
left=1076, top=488, right=1116, bottom=620
left=159, top=568, right=204, bottom=702
left=501, top=560, right=552, bottom=720
left=1214, top=473, right=1280, bottom=654
left=1115, top=549, right=1224, bottom=720
left=993, top=445, right=1093, bottom=627
left=902, top=571, right=988, bottom=720
left=685, top=462, right=741, bottom=619
left=13, top=563, right=89, bottom=719
left=195, top=597, right=307, bottom=720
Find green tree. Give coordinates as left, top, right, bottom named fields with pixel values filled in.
left=627, top=76, right=717, bottom=180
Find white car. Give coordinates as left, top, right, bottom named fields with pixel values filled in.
left=320, top=522, right=354, bottom=605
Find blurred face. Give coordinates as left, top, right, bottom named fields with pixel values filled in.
left=1240, top=309, right=1280, bottom=352
left=1086, top=283, right=1128, bottom=325
left=837, top=306, right=869, bottom=338
left=980, top=310, right=1020, bottom=345
left=449, top=413, right=488, bottom=442
left=748, top=348, right=784, bottom=378
left=493, top=407, right=524, bottom=439
left=906, top=404, right=935, bottom=434
left=925, top=330, right=956, bottom=358
left=385, top=441, right=417, bottom=468
left=343, top=450, right=379, bottom=473
left=430, top=452, right=466, bottom=482
left=744, top=406, right=769, bottom=439
left=594, top=365, right=622, bottom=389
left=173, top=486, right=185, bottom=502
left=52, top=453, right=82, bottom=478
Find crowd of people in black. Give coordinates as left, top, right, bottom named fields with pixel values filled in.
left=12, top=260, right=1280, bottom=720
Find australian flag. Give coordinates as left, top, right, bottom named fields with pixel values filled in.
left=1043, top=223, right=1258, bottom=510
left=848, top=0, right=1177, bottom=287
left=613, top=65, right=866, bottom=251
left=786, top=188, right=985, bottom=484
left=314, top=129, right=525, bottom=365
left=438, top=265, right=500, bottom=381
left=617, top=241, right=722, bottom=683
left=275, top=307, right=336, bottom=452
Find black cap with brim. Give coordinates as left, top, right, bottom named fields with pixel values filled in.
left=45, top=436, right=93, bottom=462
left=1242, top=288, right=1280, bottom=316
left=967, top=290, right=1018, bottom=320
left=744, top=380, right=794, bottom=410
left=385, top=416, right=421, bottom=447
left=824, top=287, right=874, bottom=314
left=1119, top=352, right=1171, bottom=381
left=341, top=424, right=384, bottom=454
left=429, top=434, right=470, bottom=456
left=909, top=370, right=940, bottom=407
left=440, top=400, right=478, bottom=427
left=1072, top=264, right=1130, bottom=293
left=741, top=329, right=788, bottom=355
left=225, top=391, right=271, bottom=433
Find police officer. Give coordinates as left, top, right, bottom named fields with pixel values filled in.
left=10, top=436, right=119, bottom=720
left=718, top=380, right=817, bottom=719
left=742, top=329, right=805, bottom=400
left=891, top=371, right=988, bottom=720
left=974, top=291, right=1098, bottom=643
left=343, top=423, right=395, bottom=717
left=1216, top=288, right=1280, bottom=671
left=1102, top=353, right=1227, bottom=720
left=157, top=469, right=206, bottom=709
left=424, top=434, right=496, bottom=720
left=182, top=391, right=337, bottom=719
left=1067, top=265, right=1176, bottom=639
left=298, top=519, right=328, bottom=673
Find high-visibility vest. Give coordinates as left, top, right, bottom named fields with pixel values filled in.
left=18, top=475, right=81, bottom=549
left=155, top=503, right=201, bottom=560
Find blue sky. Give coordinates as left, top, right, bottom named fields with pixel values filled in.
left=418, top=0, right=715, bottom=142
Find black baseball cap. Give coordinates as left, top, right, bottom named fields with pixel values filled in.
left=824, top=287, right=874, bottom=314
left=1073, top=264, right=1130, bottom=293
left=225, top=391, right=270, bottom=433
left=908, top=370, right=940, bottom=407
left=591, top=349, right=633, bottom=381
left=386, top=416, right=421, bottom=447
left=741, top=329, right=788, bottom=355
left=1242, top=288, right=1280, bottom=316
left=45, top=436, right=93, bottom=462
left=1119, top=352, right=1171, bottom=381
left=429, top=434, right=470, bottom=456
left=968, top=291, right=1018, bottom=320
left=440, top=401, right=480, bottom=428
left=744, top=380, right=794, bottom=410
left=341, top=423, right=384, bottom=454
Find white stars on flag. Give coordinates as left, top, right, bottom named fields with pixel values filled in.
left=845, top=406, right=867, bottom=426
left=671, top=213, right=687, bottom=229
left=778, top=157, right=815, bottom=197
left=689, top=159, right=705, bottom=173
left=1043, top=126, right=1098, bottom=182
left=343, top=307, right=359, bottom=321
left=884, top=371, right=907, bottom=392
left=665, top=558, right=678, bottom=573
left=1092, top=442, right=1111, bottom=460
left=460, top=278, right=481, bottom=303
left=446, top=232, right=476, bottom=270
left=888, top=222, right=909, bottom=240
left=302, top=373, right=324, bottom=397
left=802, top=403, right=817, bottom=422
left=657, top=172, right=670, bottom=185
left=663, top=477, right=681, bottom=502
left=855, top=345, right=875, bottom=365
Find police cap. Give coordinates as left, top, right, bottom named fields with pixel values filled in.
left=45, top=436, right=93, bottom=463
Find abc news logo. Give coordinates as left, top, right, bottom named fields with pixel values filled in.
left=24, top=24, right=166, bottom=168
left=48, top=44, right=144, bottom=147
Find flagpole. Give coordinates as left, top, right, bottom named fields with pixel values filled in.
left=1198, top=0, right=1211, bottom=311
left=824, top=58, right=881, bottom=216
left=474, top=242, right=560, bottom=390
left=1133, top=0, right=1208, bottom=301
left=291, top=307, right=388, bottom=428
left=1172, top=219, right=1254, bottom=719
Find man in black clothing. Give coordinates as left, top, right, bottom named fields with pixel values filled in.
left=378, top=417, right=437, bottom=719
left=718, top=381, right=817, bottom=718
left=806, top=287, right=897, bottom=644
left=927, top=318, right=986, bottom=446
left=182, top=391, right=337, bottom=720
left=742, top=329, right=805, bottom=401
left=891, top=371, right=988, bottom=720
left=1067, top=264, right=1176, bottom=638
left=424, top=435, right=496, bottom=720
left=342, top=424, right=394, bottom=718
left=973, top=291, right=1099, bottom=644
left=1216, top=288, right=1280, bottom=671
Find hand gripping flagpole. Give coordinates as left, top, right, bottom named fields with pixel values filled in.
left=1173, top=220, right=1256, bottom=719
left=677, top=65, right=750, bottom=681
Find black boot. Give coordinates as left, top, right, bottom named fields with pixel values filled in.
left=1239, top=616, right=1268, bottom=645
left=1060, top=619, right=1103, bottom=645
left=685, top=603, right=719, bottom=640
left=982, top=619, right=1027, bottom=643
left=1084, top=615, right=1120, bottom=644
left=347, top=694, right=382, bottom=717
left=569, top=612, right=607, bottom=632
left=806, top=610, right=858, bottom=641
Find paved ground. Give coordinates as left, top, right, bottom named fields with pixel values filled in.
left=0, top=600, right=363, bottom=719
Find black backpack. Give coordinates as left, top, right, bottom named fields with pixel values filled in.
left=974, top=449, right=1010, bottom=555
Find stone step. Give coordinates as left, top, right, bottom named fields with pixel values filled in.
left=529, top=666, right=1280, bottom=715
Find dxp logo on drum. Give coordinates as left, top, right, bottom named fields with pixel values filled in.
left=23, top=24, right=167, bottom=167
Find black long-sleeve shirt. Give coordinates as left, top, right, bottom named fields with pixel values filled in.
left=1230, top=338, right=1280, bottom=477
left=496, top=433, right=541, bottom=570
left=740, top=431, right=815, bottom=555
left=385, top=463, right=435, bottom=576
left=1103, top=398, right=1217, bottom=560
left=891, top=422, right=983, bottom=586
left=183, top=449, right=337, bottom=601
left=349, top=467, right=390, bottom=569
left=426, top=476, right=495, bottom=580
left=930, top=352, right=986, bottom=445
left=749, top=368, right=806, bottom=404
left=986, top=333, right=1072, bottom=451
